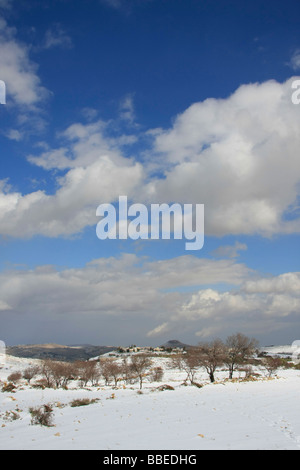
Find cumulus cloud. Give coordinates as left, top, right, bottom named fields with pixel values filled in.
left=0, top=156, right=144, bottom=238
left=0, top=254, right=252, bottom=344
left=28, top=119, right=137, bottom=170
left=0, top=254, right=298, bottom=345
left=0, top=117, right=146, bottom=238
left=145, top=77, right=300, bottom=237
left=148, top=272, right=300, bottom=341
left=0, top=254, right=252, bottom=313
left=242, top=272, right=300, bottom=295
left=0, top=17, right=48, bottom=107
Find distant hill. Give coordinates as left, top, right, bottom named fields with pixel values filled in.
left=6, top=339, right=194, bottom=361
left=160, top=339, right=192, bottom=350
left=7, top=344, right=116, bottom=362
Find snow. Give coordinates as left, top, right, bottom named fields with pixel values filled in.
left=0, top=352, right=300, bottom=450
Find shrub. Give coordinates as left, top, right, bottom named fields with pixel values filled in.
left=2, top=382, right=16, bottom=392
left=156, top=384, right=175, bottom=391
left=191, top=381, right=203, bottom=388
left=70, top=398, right=98, bottom=407
left=242, top=365, right=260, bottom=381
left=31, top=378, right=50, bottom=389
left=29, top=404, right=54, bottom=427
left=23, top=365, right=40, bottom=384
left=261, top=356, right=282, bottom=377
left=7, top=371, right=22, bottom=384
left=3, top=410, right=21, bottom=421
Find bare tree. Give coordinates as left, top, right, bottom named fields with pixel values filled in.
left=120, top=357, right=135, bottom=385
left=149, top=366, right=164, bottom=382
left=100, top=358, right=123, bottom=387
left=129, top=354, right=152, bottom=389
left=181, top=348, right=200, bottom=384
left=198, top=339, right=225, bottom=383
left=40, top=360, right=75, bottom=389
left=224, top=333, right=259, bottom=379
left=76, top=360, right=101, bottom=387
left=261, top=356, right=282, bottom=377
left=40, top=360, right=55, bottom=388
left=59, top=362, right=77, bottom=388
left=50, top=361, right=67, bottom=388
left=23, top=365, right=40, bottom=384
left=168, top=353, right=185, bottom=371
left=100, top=358, right=119, bottom=386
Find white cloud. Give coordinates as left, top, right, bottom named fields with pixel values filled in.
left=119, top=93, right=136, bottom=124
left=290, top=50, right=300, bottom=71
left=211, top=241, right=247, bottom=258
left=147, top=322, right=170, bottom=338
left=0, top=254, right=252, bottom=344
left=145, top=78, right=300, bottom=237
left=242, top=272, right=300, bottom=295
left=0, top=300, right=12, bottom=310
left=43, top=24, right=72, bottom=50
left=0, top=116, right=145, bottom=237
left=3, top=128, right=23, bottom=141
left=147, top=271, right=300, bottom=341
left=28, top=119, right=137, bottom=170
left=0, top=17, right=48, bottom=107
left=0, top=255, right=298, bottom=345
left=0, top=156, right=144, bottom=238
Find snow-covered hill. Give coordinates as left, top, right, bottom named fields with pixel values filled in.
left=0, top=352, right=299, bottom=450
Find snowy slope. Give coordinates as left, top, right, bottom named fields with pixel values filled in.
left=0, top=353, right=299, bottom=450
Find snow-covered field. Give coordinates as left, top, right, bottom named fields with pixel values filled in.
left=0, top=352, right=299, bottom=450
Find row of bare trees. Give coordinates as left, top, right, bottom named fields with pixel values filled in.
left=20, top=354, right=157, bottom=390
left=170, top=333, right=259, bottom=383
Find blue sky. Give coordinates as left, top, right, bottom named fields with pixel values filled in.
left=0, top=0, right=300, bottom=347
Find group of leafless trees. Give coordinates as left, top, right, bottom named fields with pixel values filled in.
left=17, top=353, right=158, bottom=390
left=170, top=333, right=260, bottom=384
left=101, top=354, right=156, bottom=389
